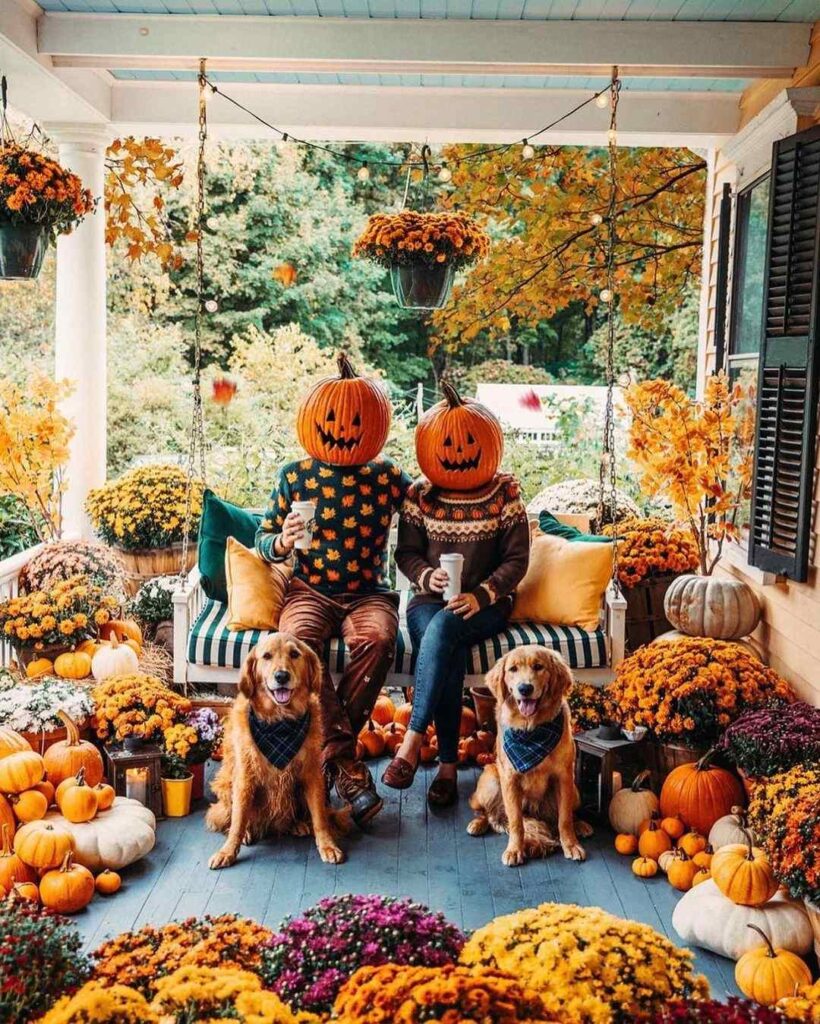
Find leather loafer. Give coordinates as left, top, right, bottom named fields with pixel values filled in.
left=427, top=775, right=458, bottom=808
left=381, top=756, right=417, bottom=790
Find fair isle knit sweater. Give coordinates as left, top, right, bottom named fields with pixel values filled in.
left=395, top=474, right=530, bottom=610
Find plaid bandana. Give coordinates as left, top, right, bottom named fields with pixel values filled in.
left=248, top=707, right=311, bottom=770
left=502, top=709, right=565, bottom=773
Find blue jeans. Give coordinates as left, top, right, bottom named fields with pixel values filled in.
left=407, top=599, right=510, bottom=763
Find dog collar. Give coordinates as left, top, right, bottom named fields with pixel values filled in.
left=502, top=708, right=565, bottom=773
left=248, top=707, right=311, bottom=770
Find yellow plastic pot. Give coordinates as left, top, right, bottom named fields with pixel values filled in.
left=161, top=774, right=193, bottom=817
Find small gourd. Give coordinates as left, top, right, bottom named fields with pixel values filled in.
left=638, top=818, right=672, bottom=861
left=39, top=851, right=95, bottom=914
left=0, top=823, right=37, bottom=896
left=0, top=727, right=30, bottom=759
left=53, top=651, right=92, bottom=680
left=693, top=844, right=714, bottom=870
left=13, top=820, right=73, bottom=871
left=394, top=702, right=413, bottom=729
left=660, top=815, right=686, bottom=841
left=677, top=831, right=708, bottom=858
left=711, top=829, right=778, bottom=907
left=358, top=720, right=385, bottom=758
left=95, top=869, right=122, bottom=895
left=99, top=618, right=143, bottom=647
left=12, top=881, right=40, bottom=904
left=693, top=868, right=711, bottom=886
left=371, top=694, right=395, bottom=727
left=25, top=658, right=53, bottom=679
left=709, top=806, right=756, bottom=850
left=658, top=849, right=677, bottom=874
left=93, top=782, right=116, bottom=812
left=614, top=833, right=638, bottom=856
left=91, top=634, right=139, bottom=683
left=735, top=925, right=812, bottom=1007
left=632, top=856, right=658, bottom=879
left=667, top=849, right=699, bottom=892
left=58, top=767, right=99, bottom=824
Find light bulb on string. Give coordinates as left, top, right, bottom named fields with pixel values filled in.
left=438, top=164, right=452, bottom=183
left=590, top=212, right=603, bottom=226
left=607, top=128, right=617, bottom=146
left=521, top=140, right=535, bottom=160
left=595, top=92, right=609, bottom=109
left=204, top=299, right=219, bottom=313
left=599, top=288, right=613, bottom=304
left=357, top=163, right=371, bottom=182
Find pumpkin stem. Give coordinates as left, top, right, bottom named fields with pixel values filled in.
left=440, top=379, right=464, bottom=409
left=695, top=748, right=717, bottom=771
left=110, top=634, right=120, bottom=650
left=741, top=827, right=754, bottom=861
left=0, top=822, right=11, bottom=857
left=747, top=923, right=776, bottom=959
left=75, top=765, right=87, bottom=787
left=731, top=805, right=747, bottom=826
left=630, top=769, right=652, bottom=793
left=59, top=850, right=74, bottom=873
left=56, top=710, right=80, bottom=747
left=676, top=848, right=690, bottom=861
left=337, top=352, right=357, bottom=379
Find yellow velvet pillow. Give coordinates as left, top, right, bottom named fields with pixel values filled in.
left=511, top=532, right=614, bottom=630
left=225, top=537, right=291, bottom=631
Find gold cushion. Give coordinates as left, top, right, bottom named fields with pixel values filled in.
left=511, top=532, right=613, bottom=630
left=225, top=537, right=291, bottom=631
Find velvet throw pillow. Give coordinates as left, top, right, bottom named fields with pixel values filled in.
left=539, top=510, right=611, bottom=543
left=198, top=489, right=261, bottom=603
left=225, top=537, right=291, bottom=631
left=512, top=532, right=614, bottom=630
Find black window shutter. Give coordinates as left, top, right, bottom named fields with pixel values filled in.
left=749, top=125, right=820, bottom=581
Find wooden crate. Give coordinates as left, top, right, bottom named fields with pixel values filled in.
left=644, top=739, right=709, bottom=790
left=622, top=574, right=677, bottom=651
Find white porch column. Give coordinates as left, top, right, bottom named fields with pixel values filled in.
left=45, top=124, right=109, bottom=539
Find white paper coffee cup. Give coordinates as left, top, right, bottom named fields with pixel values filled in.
left=440, top=552, right=465, bottom=602
left=291, top=501, right=317, bottom=551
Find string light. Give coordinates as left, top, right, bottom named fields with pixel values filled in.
left=595, top=92, right=609, bottom=109
left=204, top=298, right=219, bottom=313
left=600, top=288, right=613, bottom=303
left=438, top=164, right=452, bottom=183
left=357, top=163, right=371, bottom=182
left=590, top=212, right=603, bottom=226
left=521, top=140, right=535, bottom=160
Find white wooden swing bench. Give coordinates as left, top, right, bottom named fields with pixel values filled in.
left=171, top=515, right=626, bottom=693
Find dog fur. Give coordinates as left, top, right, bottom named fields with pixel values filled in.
left=467, top=644, right=591, bottom=866
left=206, top=633, right=348, bottom=869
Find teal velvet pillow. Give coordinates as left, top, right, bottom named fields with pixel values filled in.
left=198, top=489, right=262, bottom=603
left=538, top=510, right=611, bottom=543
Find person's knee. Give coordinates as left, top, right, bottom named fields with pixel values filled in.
left=423, top=608, right=467, bottom=648
left=349, top=631, right=395, bottom=666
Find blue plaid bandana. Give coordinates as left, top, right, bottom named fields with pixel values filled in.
left=502, top=709, right=565, bottom=773
left=248, top=708, right=311, bottom=770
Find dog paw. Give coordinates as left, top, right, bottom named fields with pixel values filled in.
left=502, top=845, right=525, bottom=867
left=562, top=841, right=586, bottom=862
left=293, top=820, right=312, bottom=837
left=467, top=817, right=489, bottom=837
left=209, top=847, right=238, bottom=870
left=318, top=843, right=345, bottom=865
left=575, top=819, right=594, bottom=838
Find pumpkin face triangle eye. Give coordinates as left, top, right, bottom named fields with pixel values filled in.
left=352, top=413, right=361, bottom=427
left=467, top=433, right=475, bottom=444
left=443, top=436, right=452, bottom=447
left=326, top=410, right=335, bottom=422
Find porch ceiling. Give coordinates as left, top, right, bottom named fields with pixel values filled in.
left=1, top=0, right=815, bottom=144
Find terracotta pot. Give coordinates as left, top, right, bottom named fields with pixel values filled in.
left=161, top=774, right=193, bottom=817
left=469, top=687, right=496, bottom=730
left=190, top=760, right=205, bottom=801
left=804, top=900, right=820, bottom=961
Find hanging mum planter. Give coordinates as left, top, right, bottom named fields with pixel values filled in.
left=353, top=210, right=489, bottom=311
left=0, top=142, right=95, bottom=280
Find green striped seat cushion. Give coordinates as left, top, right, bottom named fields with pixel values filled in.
left=188, top=600, right=608, bottom=676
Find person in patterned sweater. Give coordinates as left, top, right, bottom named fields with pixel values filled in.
left=384, top=384, right=530, bottom=808
left=256, top=354, right=411, bottom=825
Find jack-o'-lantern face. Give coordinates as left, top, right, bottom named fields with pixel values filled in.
left=296, top=352, right=391, bottom=466
left=416, top=381, right=503, bottom=490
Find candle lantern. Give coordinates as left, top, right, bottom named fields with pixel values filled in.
left=574, top=728, right=647, bottom=819
left=103, top=744, right=164, bottom=819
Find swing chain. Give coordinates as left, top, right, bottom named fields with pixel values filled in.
left=179, top=58, right=209, bottom=581
left=598, top=67, right=621, bottom=590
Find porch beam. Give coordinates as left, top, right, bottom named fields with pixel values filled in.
left=110, top=80, right=740, bottom=147
left=40, top=14, right=811, bottom=80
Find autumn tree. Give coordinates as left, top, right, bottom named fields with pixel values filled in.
left=432, top=145, right=707, bottom=359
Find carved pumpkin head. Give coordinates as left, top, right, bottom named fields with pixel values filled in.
left=296, top=352, right=391, bottom=466
left=416, top=381, right=504, bottom=490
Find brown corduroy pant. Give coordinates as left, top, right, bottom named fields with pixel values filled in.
left=278, top=577, right=400, bottom=766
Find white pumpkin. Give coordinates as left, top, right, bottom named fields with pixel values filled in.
left=673, top=879, right=812, bottom=960
left=664, top=574, right=761, bottom=641
left=658, top=849, right=677, bottom=874
left=91, top=635, right=140, bottom=682
left=608, top=770, right=660, bottom=837
left=43, top=797, right=155, bottom=871
left=709, top=807, right=757, bottom=850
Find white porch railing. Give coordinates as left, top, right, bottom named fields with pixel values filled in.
left=0, top=545, right=44, bottom=669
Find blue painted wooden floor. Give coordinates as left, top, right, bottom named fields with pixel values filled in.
left=75, top=760, right=740, bottom=1000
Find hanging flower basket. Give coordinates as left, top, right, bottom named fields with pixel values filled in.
left=0, top=142, right=95, bottom=281
left=353, top=210, right=489, bottom=311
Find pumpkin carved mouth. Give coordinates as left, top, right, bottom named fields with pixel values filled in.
left=438, top=453, right=481, bottom=473
left=316, top=423, right=362, bottom=452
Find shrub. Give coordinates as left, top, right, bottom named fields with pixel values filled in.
left=19, top=540, right=127, bottom=601
left=719, top=702, right=820, bottom=779
left=0, top=897, right=90, bottom=1023
left=32, top=982, right=156, bottom=1024
left=127, top=575, right=176, bottom=627
left=526, top=478, right=641, bottom=530
left=261, top=894, right=465, bottom=1016
left=459, top=902, right=708, bottom=1024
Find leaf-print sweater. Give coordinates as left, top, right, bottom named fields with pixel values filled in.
left=256, top=456, right=412, bottom=596
left=396, top=474, right=530, bottom=610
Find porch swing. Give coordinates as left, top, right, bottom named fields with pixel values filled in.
left=171, top=65, right=627, bottom=695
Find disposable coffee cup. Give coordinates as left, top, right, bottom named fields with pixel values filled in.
left=440, top=552, right=465, bottom=602
left=291, top=501, right=317, bottom=551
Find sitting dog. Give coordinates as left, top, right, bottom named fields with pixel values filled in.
left=207, top=633, right=347, bottom=869
left=467, top=645, right=591, bottom=866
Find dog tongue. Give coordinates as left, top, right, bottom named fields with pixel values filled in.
left=518, top=698, right=538, bottom=718
left=273, top=688, right=292, bottom=705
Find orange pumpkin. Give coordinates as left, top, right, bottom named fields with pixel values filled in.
left=459, top=706, right=478, bottom=738
left=52, top=651, right=92, bottom=680
left=693, top=844, right=714, bottom=870
left=692, top=867, right=711, bottom=887
left=33, top=780, right=55, bottom=806
left=394, top=702, right=413, bottom=729
left=13, top=820, right=73, bottom=870
left=667, top=849, right=699, bottom=892
left=98, top=618, right=143, bottom=647
left=711, top=830, right=778, bottom=907
left=10, top=789, right=48, bottom=824
left=0, top=793, right=15, bottom=838
left=12, top=881, right=40, bottom=903
left=296, top=352, right=391, bottom=466
left=371, top=694, right=395, bottom=727
left=93, top=782, right=116, bottom=812
left=420, top=733, right=439, bottom=764
left=615, top=833, right=639, bottom=855
left=95, top=869, right=122, bottom=896
left=0, top=726, right=30, bottom=759
left=383, top=722, right=406, bottom=757
left=632, top=856, right=659, bottom=878
left=638, top=818, right=672, bottom=861
left=43, top=712, right=104, bottom=788
left=358, top=720, right=385, bottom=759
left=0, top=823, right=36, bottom=895
left=416, top=381, right=504, bottom=491
left=660, top=815, right=686, bottom=841
left=25, top=657, right=53, bottom=679
left=677, top=831, right=708, bottom=858
left=735, top=925, right=812, bottom=1007
left=59, top=769, right=99, bottom=824
left=660, top=750, right=745, bottom=836
left=39, top=851, right=95, bottom=913
left=0, top=750, right=44, bottom=793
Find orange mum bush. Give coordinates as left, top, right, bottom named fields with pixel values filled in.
left=333, top=963, right=557, bottom=1024
left=610, top=637, right=794, bottom=747
left=601, top=517, right=699, bottom=589
left=353, top=211, right=490, bottom=270
left=0, top=143, right=94, bottom=238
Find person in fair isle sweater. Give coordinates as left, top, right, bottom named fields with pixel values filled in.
left=385, top=382, right=529, bottom=808
left=256, top=353, right=411, bottom=826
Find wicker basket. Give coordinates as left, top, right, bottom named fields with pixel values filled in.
left=15, top=643, right=71, bottom=671
left=622, top=573, right=678, bottom=651
left=115, top=543, right=196, bottom=597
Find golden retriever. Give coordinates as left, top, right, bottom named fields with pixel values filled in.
left=207, top=633, right=347, bottom=869
left=467, top=645, right=591, bottom=866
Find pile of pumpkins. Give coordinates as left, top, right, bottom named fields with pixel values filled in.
left=609, top=763, right=815, bottom=1008
left=25, top=618, right=144, bottom=683
left=0, top=714, right=156, bottom=914
left=355, top=693, right=496, bottom=767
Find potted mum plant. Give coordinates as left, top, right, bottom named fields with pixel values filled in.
left=719, top=702, right=820, bottom=795
left=353, top=209, right=489, bottom=310
left=0, top=140, right=95, bottom=279
left=0, top=670, right=94, bottom=753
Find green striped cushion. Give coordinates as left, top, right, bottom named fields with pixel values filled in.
left=188, top=600, right=607, bottom=675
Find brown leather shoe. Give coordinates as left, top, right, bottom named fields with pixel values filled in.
left=381, top=756, right=417, bottom=790
left=427, top=775, right=458, bottom=809
left=333, top=759, right=383, bottom=827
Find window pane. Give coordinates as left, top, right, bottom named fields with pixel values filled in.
left=727, top=361, right=758, bottom=539
left=731, top=176, right=770, bottom=355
